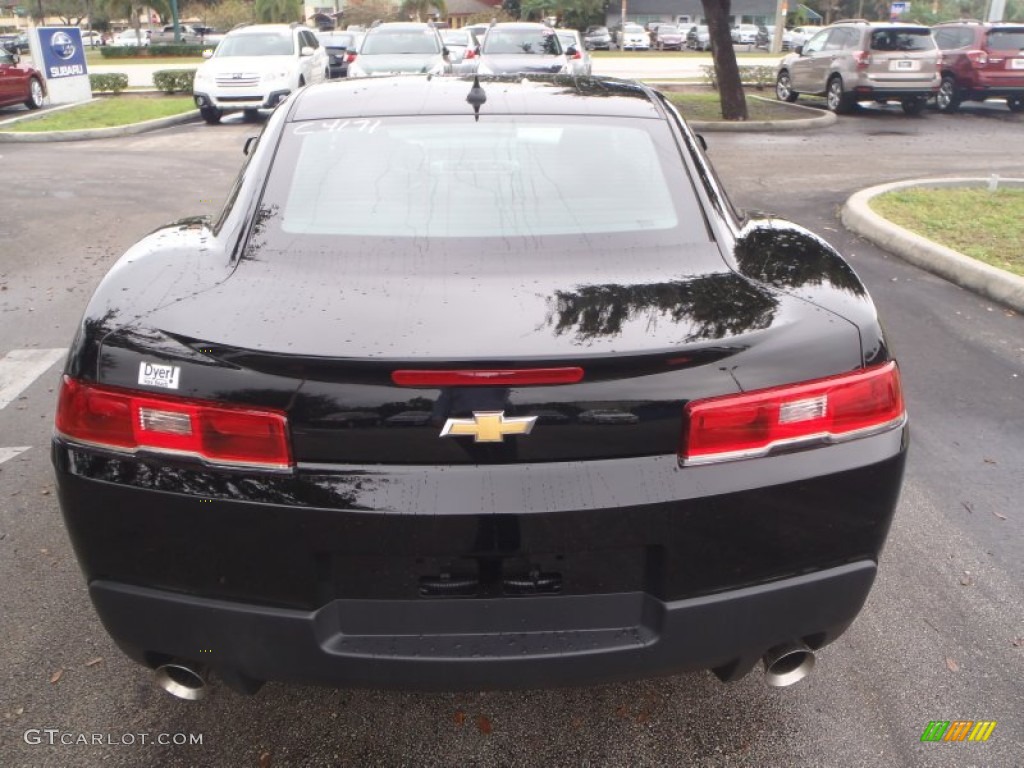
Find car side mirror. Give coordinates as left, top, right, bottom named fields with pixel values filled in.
left=696, top=134, right=707, bottom=151
left=442, top=46, right=450, bottom=58
left=795, top=45, right=804, bottom=55
left=202, top=49, right=213, bottom=59
left=243, top=136, right=259, bottom=156
left=300, top=45, right=314, bottom=57
left=12, top=54, right=19, bottom=64
left=566, top=45, right=578, bottom=56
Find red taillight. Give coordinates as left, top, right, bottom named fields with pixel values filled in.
left=391, top=367, right=584, bottom=387
left=465, top=47, right=476, bottom=59
left=55, top=376, right=292, bottom=470
left=571, top=49, right=582, bottom=59
left=853, top=50, right=871, bottom=69
left=966, top=49, right=988, bottom=66
left=681, top=362, right=905, bottom=466
left=345, top=52, right=357, bottom=64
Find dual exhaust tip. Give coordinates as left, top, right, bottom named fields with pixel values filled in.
left=154, top=644, right=816, bottom=699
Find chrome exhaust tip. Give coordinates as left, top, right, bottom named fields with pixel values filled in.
left=154, top=661, right=209, bottom=700
left=762, top=643, right=815, bottom=687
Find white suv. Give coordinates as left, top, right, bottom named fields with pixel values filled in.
left=192, top=23, right=328, bottom=124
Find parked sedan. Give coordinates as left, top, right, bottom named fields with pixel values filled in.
left=316, top=30, right=357, bottom=78
left=583, top=25, right=612, bottom=50
left=789, top=25, right=823, bottom=48
left=54, top=74, right=907, bottom=700
left=113, top=29, right=150, bottom=47
left=347, top=22, right=451, bottom=77
left=0, top=47, right=46, bottom=110
left=618, top=23, right=650, bottom=51
left=756, top=25, right=793, bottom=50
left=555, top=29, right=591, bottom=76
left=440, top=28, right=480, bottom=74
left=477, top=23, right=567, bottom=75
left=686, top=24, right=711, bottom=51
left=651, top=24, right=685, bottom=51
left=732, top=24, right=759, bottom=45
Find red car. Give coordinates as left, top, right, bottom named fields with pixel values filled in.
left=0, top=47, right=45, bottom=110
left=933, top=21, right=1024, bottom=113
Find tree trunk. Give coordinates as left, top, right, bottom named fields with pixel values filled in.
left=701, top=0, right=748, bottom=121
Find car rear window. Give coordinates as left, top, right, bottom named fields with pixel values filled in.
left=362, top=29, right=440, bottom=55
left=987, top=29, right=1024, bottom=50
left=870, top=29, right=934, bottom=51
left=258, top=116, right=710, bottom=244
left=933, top=27, right=974, bottom=49
left=483, top=29, right=561, bottom=55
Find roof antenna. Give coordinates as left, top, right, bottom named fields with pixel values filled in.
left=466, top=76, right=486, bottom=122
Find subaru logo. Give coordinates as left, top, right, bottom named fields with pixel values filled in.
left=50, top=31, right=76, bottom=60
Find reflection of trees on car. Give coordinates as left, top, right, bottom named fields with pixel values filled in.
left=546, top=275, right=778, bottom=343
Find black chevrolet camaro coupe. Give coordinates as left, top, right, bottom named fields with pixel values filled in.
left=53, top=75, right=907, bottom=700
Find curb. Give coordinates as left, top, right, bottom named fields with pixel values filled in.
left=0, top=108, right=200, bottom=142
left=842, top=177, right=1024, bottom=313
left=659, top=90, right=838, bottom=132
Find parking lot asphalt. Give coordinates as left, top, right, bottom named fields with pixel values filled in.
left=1, top=104, right=1022, bottom=767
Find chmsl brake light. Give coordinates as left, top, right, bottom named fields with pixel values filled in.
left=392, top=367, right=584, bottom=387
left=681, top=362, right=905, bottom=466
left=55, top=376, right=292, bottom=470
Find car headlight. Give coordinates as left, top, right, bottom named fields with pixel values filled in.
left=262, top=71, right=289, bottom=82
left=194, top=68, right=211, bottom=83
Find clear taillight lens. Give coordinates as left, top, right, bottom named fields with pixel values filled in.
left=55, top=376, right=292, bottom=470
left=681, top=362, right=905, bottom=466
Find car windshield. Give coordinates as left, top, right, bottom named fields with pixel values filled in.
left=441, top=31, right=469, bottom=46
left=870, top=29, right=934, bottom=51
left=987, top=29, right=1024, bottom=49
left=659, top=26, right=679, bottom=34
left=557, top=33, right=576, bottom=48
left=624, top=25, right=644, bottom=33
left=217, top=32, right=294, bottom=57
left=257, top=116, right=708, bottom=244
left=483, top=29, right=561, bottom=55
left=588, top=28, right=608, bottom=35
left=361, top=29, right=440, bottom=55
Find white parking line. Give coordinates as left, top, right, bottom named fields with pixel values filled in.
left=0, top=348, right=66, bottom=410
left=0, top=446, right=30, bottom=465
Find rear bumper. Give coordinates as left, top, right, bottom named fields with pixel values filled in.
left=92, top=560, right=875, bottom=691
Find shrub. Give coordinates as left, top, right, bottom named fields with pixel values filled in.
left=700, top=64, right=777, bottom=90
left=90, top=73, right=130, bottom=93
left=153, top=69, right=197, bottom=94
left=100, top=45, right=146, bottom=58
left=149, top=43, right=207, bottom=57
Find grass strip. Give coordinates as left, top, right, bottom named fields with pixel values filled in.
left=662, top=91, right=807, bottom=121
left=6, top=96, right=195, bottom=132
left=870, top=188, right=1024, bottom=278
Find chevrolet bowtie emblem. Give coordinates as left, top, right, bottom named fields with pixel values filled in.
left=440, top=411, right=537, bottom=443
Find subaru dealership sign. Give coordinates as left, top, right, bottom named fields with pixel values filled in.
left=28, top=27, right=91, bottom=105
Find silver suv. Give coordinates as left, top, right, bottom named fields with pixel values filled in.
left=775, top=20, right=940, bottom=115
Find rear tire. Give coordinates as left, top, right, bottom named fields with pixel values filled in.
left=25, top=77, right=44, bottom=109
left=1007, top=95, right=1024, bottom=113
left=826, top=76, right=852, bottom=114
left=775, top=70, right=799, bottom=103
left=901, top=95, right=927, bottom=116
left=200, top=106, right=222, bottom=125
left=936, top=75, right=960, bottom=113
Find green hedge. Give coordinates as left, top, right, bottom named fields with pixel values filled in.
left=149, top=43, right=208, bottom=57
left=99, top=45, right=147, bottom=58
left=153, top=69, right=197, bottom=94
left=700, top=64, right=777, bottom=89
left=99, top=44, right=206, bottom=58
left=90, top=72, right=130, bottom=93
